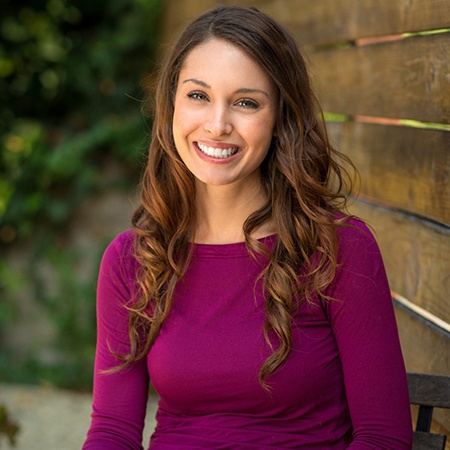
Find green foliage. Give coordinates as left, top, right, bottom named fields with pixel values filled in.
left=1, top=0, right=161, bottom=238
left=0, top=0, right=161, bottom=389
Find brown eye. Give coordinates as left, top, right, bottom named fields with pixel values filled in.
left=187, top=91, right=208, bottom=101
left=236, top=99, right=259, bottom=109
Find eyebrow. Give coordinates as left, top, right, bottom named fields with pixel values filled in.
left=183, top=78, right=210, bottom=88
left=182, top=78, right=270, bottom=98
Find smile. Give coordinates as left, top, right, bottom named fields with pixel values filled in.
left=197, top=142, right=239, bottom=159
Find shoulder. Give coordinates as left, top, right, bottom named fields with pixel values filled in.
left=335, top=216, right=380, bottom=260
left=324, top=216, right=392, bottom=316
left=328, top=215, right=388, bottom=286
left=100, top=230, right=139, bottom=281
left=103, top=229, right=135, bottom=258
left=328, top=216, right=389, bottom=294
left=335, top=214, right=373, bottom=238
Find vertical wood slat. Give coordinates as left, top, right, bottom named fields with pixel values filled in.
left=394, top=307, right=450, bottom=442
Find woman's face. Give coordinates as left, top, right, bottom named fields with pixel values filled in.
left=172, top=38, right=278, bottom=190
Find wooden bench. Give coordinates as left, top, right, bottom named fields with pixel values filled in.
left=407, top=372, right=450, bottom=450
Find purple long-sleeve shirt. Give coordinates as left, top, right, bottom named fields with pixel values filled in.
left=83, top=218, right=412, bottom=449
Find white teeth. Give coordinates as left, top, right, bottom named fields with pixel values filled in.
left=197, top=143, right=238, bottom=159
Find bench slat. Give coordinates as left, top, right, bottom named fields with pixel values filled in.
left=407, top=373, right=450, bottom=408
left=413, top=430, right=447, bottom=450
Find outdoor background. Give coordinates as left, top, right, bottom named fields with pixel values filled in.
left=1, top=0, right=449, bottom=449
left=0, top=0, right=161, bottom=447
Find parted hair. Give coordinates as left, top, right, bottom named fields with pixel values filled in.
left=125, top=5, right=355, bottom=386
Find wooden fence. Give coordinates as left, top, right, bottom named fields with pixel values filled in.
left=161, top=0, right=450, bottom=441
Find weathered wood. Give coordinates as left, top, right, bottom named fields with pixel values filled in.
left=394, top=306, right=450, bottom=442
left=412, top=431, right=447, bottom=450
left=348, top=201, right=450, bottom=324
left=408, top=373, right=450, bottom=408
left=268, top=0, right=450, bottom=46
left=310, top=33, right=450, bottom=124
left=412, top=407, right=450, bottom=450
left=327, top=121, right=450, bottom=226
left=394, top=296, right=450, bottom=372
left=163, top=0, right=450, bottom=52
left=407, top=373, right=450, bottom=449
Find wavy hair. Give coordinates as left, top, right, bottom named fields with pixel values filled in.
left=123, top=5, right=356, bottom=386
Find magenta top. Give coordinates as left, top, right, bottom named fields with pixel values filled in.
left=83, top=218, right=412, bottom=449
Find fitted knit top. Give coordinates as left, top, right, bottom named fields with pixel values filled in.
left=83, top=218, right=412, bottom=449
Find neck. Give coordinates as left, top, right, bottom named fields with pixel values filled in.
left=193, top=180, right=273, bottom=244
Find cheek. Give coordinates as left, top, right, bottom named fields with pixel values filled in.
left=251, top=120, right=276, bottom=151
left=173, top=105, right=200, bottom=141
left=172, top=104, right=182, bottom=134
left=172, top=107, right=188, bottom=149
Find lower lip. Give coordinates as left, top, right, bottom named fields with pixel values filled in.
left=194, top=142, right=241, bottom=164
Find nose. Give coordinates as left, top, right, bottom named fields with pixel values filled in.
left=204, top=104, right=232, bottom=136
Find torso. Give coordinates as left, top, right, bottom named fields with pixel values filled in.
left=148, top=236, right=352, bottom=449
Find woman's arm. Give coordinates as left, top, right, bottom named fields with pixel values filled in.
left=325, top=220, right=413, bottom=449
left=83, top=232, right=150, bottom=450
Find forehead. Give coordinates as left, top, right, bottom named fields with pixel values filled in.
left=179, top=38, right=275, bottom=90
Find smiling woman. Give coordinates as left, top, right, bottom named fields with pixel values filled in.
left=82, top=5, right=413, bottom=449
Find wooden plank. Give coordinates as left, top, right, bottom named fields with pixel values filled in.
left=412, top=431, right=447, bottom=450
left=348, top=201, right=450, bottom=324
left=327, top=122, right=450, bottom=226
left=394, top=294, right=450, bottom=337
left=407, top=373, right=450, bottom=408
left=394, top=306, right=450, bottom=439
left=309, top=33, right=450, bottom=124
left=394, top=296, right=450, bottom=369
left=162, top=0, right=450, bottom=48
left=411, top=408, right=450, bottom=450
left=266, top=0, right=450, bottom=46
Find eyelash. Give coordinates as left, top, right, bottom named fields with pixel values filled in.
left=186, top=92, right=260, bottom=110
left=187, top=91, right=208, bottom=101
left=236, top=99, right=259, bottom=109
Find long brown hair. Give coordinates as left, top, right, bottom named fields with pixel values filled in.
left=125, top=5, right=355, bottom=386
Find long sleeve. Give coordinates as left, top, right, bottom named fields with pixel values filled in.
left=83, top=231, right=150, bottom=450
left=324, top=221, right=412, bottom=449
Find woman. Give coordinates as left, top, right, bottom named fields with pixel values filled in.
left=83, top=5, right=412, bottom=449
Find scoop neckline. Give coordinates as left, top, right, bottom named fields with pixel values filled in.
left=192, top=233, right=277, bottom=247
left=189, top=234, right=277, bottom=257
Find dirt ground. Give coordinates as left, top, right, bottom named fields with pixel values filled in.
left=0, top=383, right=157, bottom=450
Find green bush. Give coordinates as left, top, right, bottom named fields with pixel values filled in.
left=0, top=0, right=161, bottom=390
